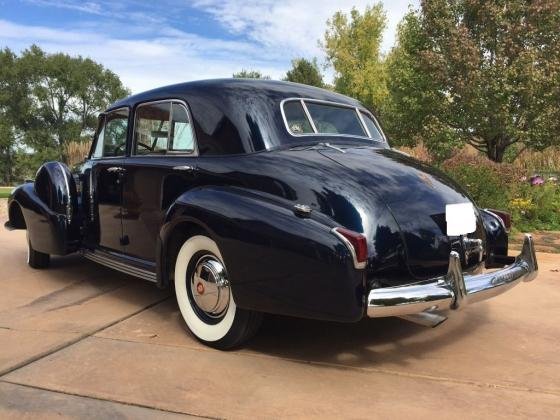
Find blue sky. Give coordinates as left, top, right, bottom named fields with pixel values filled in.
left=0, top=0, right=418, bottom=93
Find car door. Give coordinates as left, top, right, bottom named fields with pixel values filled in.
left=88, top=108, right=129, bottom=252
left=122, top=100, right=198, bottom=261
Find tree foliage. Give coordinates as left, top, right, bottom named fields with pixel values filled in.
left=232, top=69, right=271, bottom=79
left=322, top=4, right=387, bottom=110
left=284, top=58, right=324, bottom=88
left=0, top=45, right=129, bottom=183
left=384, top=0, right=560, bottom=162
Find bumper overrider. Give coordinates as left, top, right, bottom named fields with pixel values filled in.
left=367, top=234, right=538, bottom=325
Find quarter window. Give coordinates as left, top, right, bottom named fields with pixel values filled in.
left=283, top=101, right=314, bottom=134
left=170, top=103, right=195, bottom=152
left=134, top=101, right=196, bottom=155
left=91, top=109, right=129, bottom=158
left=360, top=111, right=384, bottom=142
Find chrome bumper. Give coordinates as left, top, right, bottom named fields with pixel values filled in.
left=367, top=234, right=538, bottom=318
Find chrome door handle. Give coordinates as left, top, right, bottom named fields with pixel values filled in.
left=107, top=166, right=125, bottom=173
left=173, top=165, right=196, bottom=172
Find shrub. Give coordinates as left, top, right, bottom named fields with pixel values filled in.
left=440, top=151, right=514, bottom=211
left=508, top=183, right=560, bottom=231
left=440, top=149, right=560, bottom=231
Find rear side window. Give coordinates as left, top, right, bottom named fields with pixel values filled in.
left=91, top=108, right=129, bottom=158
left=134, top=101, right=196, bottom=155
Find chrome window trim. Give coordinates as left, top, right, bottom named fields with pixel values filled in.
left=300, top=99, right=318, bottom=133
left=131, top=98, right=199, bottom=158
left=358, top=108, right=387, bottom=142
left=280, top=97, right=387, bottom=143
left=89, top=107, right=130, bottom=160
left=355, top=106, right=372, bottom=138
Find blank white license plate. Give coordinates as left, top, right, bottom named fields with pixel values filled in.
left=446, top=202, right=476, bottom=236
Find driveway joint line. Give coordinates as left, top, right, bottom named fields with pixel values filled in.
left=0, top=379, right=220, bottom=419
left=0, top=295, right=171, bottom=377
left=93, top=334, right=560, bottom=398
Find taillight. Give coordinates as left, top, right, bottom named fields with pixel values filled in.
left=332, top=227, right=368, bottom=269
left=489, top=209, right=512, bottom=232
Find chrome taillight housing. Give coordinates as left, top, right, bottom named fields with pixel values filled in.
left=332, top=227, right=368, bottom=269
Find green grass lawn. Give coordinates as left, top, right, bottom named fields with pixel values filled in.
left=0, top=187, right=13, bottom=199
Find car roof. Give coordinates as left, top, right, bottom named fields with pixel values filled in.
left=107, top=78, right=362, bottom=111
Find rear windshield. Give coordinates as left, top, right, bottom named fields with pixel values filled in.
left=282, top=99, right=384, bottom=141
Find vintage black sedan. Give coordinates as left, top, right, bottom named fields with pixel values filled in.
left=5, top=79, right=538, bottom=349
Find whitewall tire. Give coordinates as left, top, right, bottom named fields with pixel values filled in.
left=174, top=234, right=262, bottom=349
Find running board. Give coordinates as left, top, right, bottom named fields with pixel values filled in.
left=81, top=249, right=157, bottom=283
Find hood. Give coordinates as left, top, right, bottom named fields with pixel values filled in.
left=314, top=146, right=486, bottom=280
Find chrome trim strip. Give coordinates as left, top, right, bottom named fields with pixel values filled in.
left=367, top=234, right=538, bottom=318
left=331, top=228, right=367, bottom=270
left=82, top=250, right=157, bottom=283
left=56, top=161, right=72, bottom=224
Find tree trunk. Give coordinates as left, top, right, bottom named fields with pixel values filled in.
left=486, top=138, right=506, bottom=163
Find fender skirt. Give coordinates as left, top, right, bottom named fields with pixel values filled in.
left=159, top=186, right=365, bottom=323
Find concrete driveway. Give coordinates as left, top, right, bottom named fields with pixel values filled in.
left=0, top=227, right=559, bottom=419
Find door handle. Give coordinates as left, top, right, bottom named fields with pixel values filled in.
left=107, top=166, right=125, bottom=173
left=173, top=165, right=197, bottom=172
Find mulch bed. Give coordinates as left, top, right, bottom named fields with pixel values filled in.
left=510, top=231, right=560, bottom=253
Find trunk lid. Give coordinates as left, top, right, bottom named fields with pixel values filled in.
left=319, top=146, right=486, bottom=278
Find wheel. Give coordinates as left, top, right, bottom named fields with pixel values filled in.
left=174, top=235, right=262, bottom=350
left=27, top=233, right=50, bottom=269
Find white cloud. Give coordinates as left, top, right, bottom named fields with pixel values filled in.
left=192, top=0, right=418, bottom=56
left=1, top=1, right=418, bottom=94
left=0, top=19, right=287, bottom=93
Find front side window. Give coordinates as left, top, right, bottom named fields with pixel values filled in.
left=282, top=99, right=384, bottom=142
left=134, top=101, right=196, bottom=155
left=92, top=109, right=129, bottom=158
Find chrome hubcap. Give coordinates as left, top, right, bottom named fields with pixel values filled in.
left=190, top=255, right=230, bottom=318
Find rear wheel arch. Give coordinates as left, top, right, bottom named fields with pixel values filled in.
left=158, top=218, right=216, bottom=289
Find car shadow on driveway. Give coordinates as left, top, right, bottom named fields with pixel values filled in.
left=242, top=309, right=486, bottom=369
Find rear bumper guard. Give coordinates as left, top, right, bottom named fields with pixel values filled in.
left=367, top=234, right=538, bottom=318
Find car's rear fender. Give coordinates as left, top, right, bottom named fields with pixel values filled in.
left=159, top=186, right=366, bottom=322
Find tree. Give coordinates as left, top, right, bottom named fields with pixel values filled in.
left=322, top=4, right=388, bottom=110
left=0, top=48, right=33, bottom=184
left=0, top=45, right=129, bottom=184
left=232, top=69, right=270, bottom=79
left=17, top=45, right=129, bottom=162
left=385, top=0, right=560, bottom=162
left=284, top=58, right=325, bottom=88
